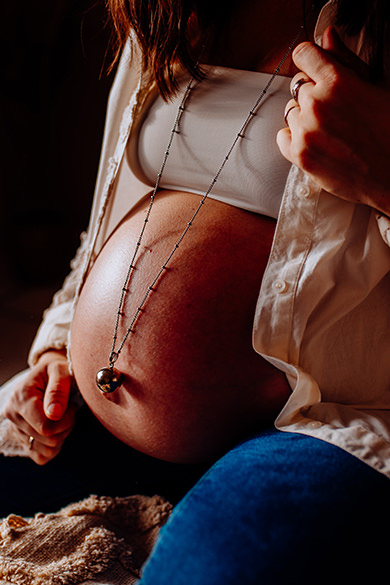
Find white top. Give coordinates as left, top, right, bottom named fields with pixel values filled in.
left=129, top=68, right=292, bottom=219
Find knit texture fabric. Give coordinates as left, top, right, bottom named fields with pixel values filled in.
left=0, top=494, right=172, bottom=585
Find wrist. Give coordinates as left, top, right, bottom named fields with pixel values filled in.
left=37, top=348, right=68, bottom=366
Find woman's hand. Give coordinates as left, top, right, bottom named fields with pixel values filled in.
left=277, top=26, right=390, bottom=216
left=4, top=350, right=77, bottom=465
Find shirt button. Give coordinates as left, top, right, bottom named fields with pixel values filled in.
left=308, top=420, right=322, bottom=429
left=297, top=184, right=311, bottom=199
left=272, top=279, right=288, bottom=293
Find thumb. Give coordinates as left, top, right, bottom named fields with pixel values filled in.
left=322, top=25, right=370, bottom=79
left=43, top=364, right=71, bottom=420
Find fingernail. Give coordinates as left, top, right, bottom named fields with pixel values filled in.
left=46, top=402, right=63, bottom=419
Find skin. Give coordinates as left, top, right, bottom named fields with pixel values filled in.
left=5, top=6, right=390, bottom=463
left=4, top=350, right=77, bottom=465
left=70, top=193, right=291, bottom=463
left=278, top=26, right=390, bottom=216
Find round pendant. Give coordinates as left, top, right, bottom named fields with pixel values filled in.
left=96, top=368, right=122, bottom=394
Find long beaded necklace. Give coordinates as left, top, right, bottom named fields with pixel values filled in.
left=96, top=26, right=304, bottom=394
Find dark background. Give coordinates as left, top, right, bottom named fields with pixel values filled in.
left=0, top=1, right=116, bottom=382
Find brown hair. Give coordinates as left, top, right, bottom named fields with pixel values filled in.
left=336, top=0, right=390, bottom=81
left=107, top=0, right=390, bottom=97
left=107, top=0, right=234, bottom=99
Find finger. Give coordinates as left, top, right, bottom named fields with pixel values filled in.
left=9, top=411, right=71, bottom=448
left=276, top=127, right=293, bottom=163
left=7, top=395, right=77, bottom=442
left=37, top=399, right=78, bottom=439
left=290, top=72, right=311, bottom=95
left=24, top=432, right=63, bottom=466
left=321, top=26, right=370, bottom=79
left=43, top=361, right=71, bottom=420
left=293, top=34, right=369, bottom=85
left=4, top=385, right=44, bottom=431
left=290, top=74, right=312, bottom=104
left=292, top=41, right=333, bottom=83
left=284, top=99, right=300, bottom=127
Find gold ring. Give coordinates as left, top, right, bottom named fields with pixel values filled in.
left=28, top=436, right=35, bottom=451
left=284, top=104, right=299, bottom=126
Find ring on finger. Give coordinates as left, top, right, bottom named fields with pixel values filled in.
left=284, top=103, right=299, bottom=126
left=291, top=77, right=311, bottom=104
left=28, top=436, right=35, bottom=451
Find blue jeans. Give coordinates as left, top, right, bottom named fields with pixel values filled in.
left=2, top=408, right=389, bottom=583
left=140, top=430, right=390, bottom=585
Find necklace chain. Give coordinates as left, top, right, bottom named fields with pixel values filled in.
left=108, top=79, right=195, bottom=368
left=96, top=26, right=304, bottom=393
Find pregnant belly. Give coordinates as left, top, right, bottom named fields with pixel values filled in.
left=70, top=190, right=291, bottom=463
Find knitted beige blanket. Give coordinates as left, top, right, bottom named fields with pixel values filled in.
left=0, top=494, right=172, bottom=585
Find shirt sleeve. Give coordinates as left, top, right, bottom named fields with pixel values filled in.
left=27, top=231, right=89, bottom=367
left=0, top=370, right=32, bottom=457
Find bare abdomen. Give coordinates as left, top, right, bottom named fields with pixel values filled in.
left=70, top=190, right=290, bottom=463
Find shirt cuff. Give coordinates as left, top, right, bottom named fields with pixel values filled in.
left=28, top=301, right=73, bottom=367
